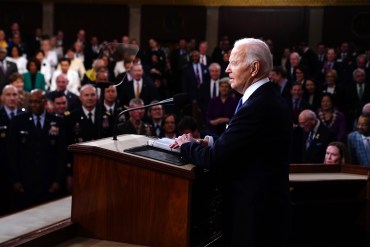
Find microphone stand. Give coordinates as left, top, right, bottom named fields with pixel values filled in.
left=112, top=98, right=175, bottom=141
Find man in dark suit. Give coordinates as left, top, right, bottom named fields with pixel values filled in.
left=118, top=63, right=158, bottom=107
left=171, top=38, right=292, bottom=246
left=7, top=89, right=67, bottom=210
left=298, top=109, right=336, bottom=163
left=0, top=47, right=18, bottom=93
left=270, top=65, right=292, bottom=103
left=182, top=50, right=210, bottom=101
left=199, top=62, right=222, bottom=128
left=46, top=74, right=81, bottom=112
left=343, top=68, right=370, bottom=132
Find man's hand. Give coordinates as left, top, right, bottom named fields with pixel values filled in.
left=170, top=133, right=196, bottom=149
left=170, top=133, right=209, bottom=149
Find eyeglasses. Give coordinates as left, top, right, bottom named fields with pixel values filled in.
left=357, top=123, right=369, bottom=128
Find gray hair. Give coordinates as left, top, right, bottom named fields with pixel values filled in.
left=233, top=38, right=273, bottom=74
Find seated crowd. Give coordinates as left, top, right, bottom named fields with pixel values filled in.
left=0, top=25, right=370, bottom=215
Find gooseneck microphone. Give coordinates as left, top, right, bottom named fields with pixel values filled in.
left=112, top=93, right=188, bottom=140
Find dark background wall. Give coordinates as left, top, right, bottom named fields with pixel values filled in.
left=0, top=2, right=369, bottom=54
left=54, top=3, right=129, bottom=46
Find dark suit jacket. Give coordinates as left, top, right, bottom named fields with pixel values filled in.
left=182, top=62, right=210, bottom=103
left=119, top=77, right=158, bottom=107
left=343, top=81, right=370, bottom=131
left=180, top=81, right=292, bottom=246
left=302, top=122, right=336, bottom=163
left=0, top=60, right=18, bottom=92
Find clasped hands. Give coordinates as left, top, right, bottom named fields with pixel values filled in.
left=170, top=133, right=208, bottom=149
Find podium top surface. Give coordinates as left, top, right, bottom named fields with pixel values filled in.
left=68, top=134, right=195, bottom=173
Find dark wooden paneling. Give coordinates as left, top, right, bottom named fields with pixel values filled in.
left=323, top=6, right=370, bottom=49
left=71, top=152, right=192, bottom=247
left=140, top=5, right=206, bottom=49
left=54, top=4, right=129, bottom=46
left=218, top=7, right=308, bottom=55
left=0, top=2, right=42, bottom=42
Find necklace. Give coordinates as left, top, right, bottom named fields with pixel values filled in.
left=318, top=109, right=337, bottom=128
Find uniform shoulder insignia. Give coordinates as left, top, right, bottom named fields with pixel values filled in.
left=64, top=111, right=70, bottom=116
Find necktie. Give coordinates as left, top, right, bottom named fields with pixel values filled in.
left=88, top=112, right=93, bottom=124
left=135, top=81, right=140, bottom=98
left=155, top=124, right=161, bottom=136
left=195, top=65, right=200, bottom=86
left=10, top=111, right=15, bottom=119
left=109, top=108, right=113, bottom=116
left=212, top=81, right=217, bottom=98
left=306, top=131, right=314, bottom=150
left=358, top=84, right=364, bottom=100
left=36, top=116, right=42, bottom=130
left=234, top=98, right=243, bottom=114
left=293, top=100, right=298, bottom=118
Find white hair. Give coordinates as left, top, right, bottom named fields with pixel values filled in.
left=233, top=38, right=273, bottom=74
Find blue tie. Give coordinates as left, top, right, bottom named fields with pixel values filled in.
left=235, top=98, right=243, bottom=114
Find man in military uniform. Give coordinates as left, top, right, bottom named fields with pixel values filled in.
left=7, top=89, right=67, bottom=210
left=0, top=85, right=26, bottom=214
left=101, top=85, right=124, bottom=137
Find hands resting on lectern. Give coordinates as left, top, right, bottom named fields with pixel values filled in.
left=169, top=133, right=209, bottom=149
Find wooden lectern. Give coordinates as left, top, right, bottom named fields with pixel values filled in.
left=68, top=134, right=222, bottom=247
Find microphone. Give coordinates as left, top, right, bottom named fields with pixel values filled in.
left=112, top=93, right=188, bottom=140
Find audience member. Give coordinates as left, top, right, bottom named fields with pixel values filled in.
left=8, top=72, right=29, bottom=110
left=270, top=65, right=291, bottom=103
left=205, top=77, right=238, bottom=136
left=6, top=45, right=27, bottom=74
left=324, top=141, right=348, bottom=165
left=298, top=109, right=336, bottom=163
left=347, top=113, right=370, bottom=166
left=35, top=49, right=52, bottom=86
left=302, top=78, right=322, bottom=111
left=0, top=85, right=25, bottom=215
left=286, top=51, right=300, bottom=83
left=118, top=63, right=158, bottom=107
left=50, top=90, right=69, bottom=118
left=101, top=85, right=124, bottom=137
left=50, top=57, right=81, bottom=95
left=67, top=84, right=101, bottom=144
left=321, top=69, right=345, bottom=111
left=316, top=93, right=347, bottom=143
left=64, top=47, right=86, bottom=81
left=22, top=57, right=46, bottom=92
left=162, top=113, right=177, bottom=139
left=0, top=47, right=18, bottom=93
left=147, top=102, right=165, bottom=138
left=7, top=89, right=67, bottom=210
left=47, top=74, right=81, bottom=112
left=343, top=68, right=370, bottom=132
left=117, top=97, right=152, bottom=136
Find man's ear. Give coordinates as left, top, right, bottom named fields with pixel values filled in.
left=251, top=61, right=259, bottom=76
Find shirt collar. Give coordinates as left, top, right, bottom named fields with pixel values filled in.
left=82, top=106, right=96, bottom=117
left=241, top=77, right=269, bottom=104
